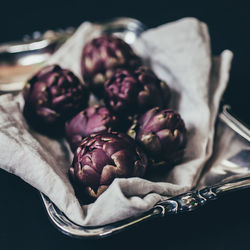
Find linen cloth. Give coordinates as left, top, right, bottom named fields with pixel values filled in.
left=0, top=18, right=233, bottom=226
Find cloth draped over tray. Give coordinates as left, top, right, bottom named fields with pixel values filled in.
left=0, top=18, right=233, bottom=226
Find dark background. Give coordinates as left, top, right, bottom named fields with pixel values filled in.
left=1, top=0, right=250, bottom=249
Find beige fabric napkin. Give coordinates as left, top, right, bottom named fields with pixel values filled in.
left=0, top=18, right=233, bottom=226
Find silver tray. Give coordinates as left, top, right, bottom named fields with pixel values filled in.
left=1, top=17, right=250, bottom=239
left=40, top=105, right=250, bottom=238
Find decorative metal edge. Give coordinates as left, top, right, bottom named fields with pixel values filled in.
left=41, top=174, right=250, bottom=239
left=40, top=193, right=162, bottom=239
left=0, top=17, right=146, bottom=55
left=153, top=176, right=250, bottom=216
left=219, top=105, right=250, bottom=142
left=0, top=28, right=74, bottom=54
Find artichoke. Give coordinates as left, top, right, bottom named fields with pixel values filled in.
left=69, top=131, right=148, bottom=201
left=23, top=65, right=89, bottom=135
left=104, top=66, right=171, bottom=117
left=81, top=35, right=141, bottom=98
left=129, top=107, right=187, bottom=166
left=65, top=105, right=118, bottom=152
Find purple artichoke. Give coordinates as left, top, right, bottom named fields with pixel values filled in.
left=81, top=35, right=141, bottom=98
left=129, top=107, right=187, bottom=166
left=104, top=66, right=171, bottom=117
left=23, top=65, right=89, bottom=134
left=65, top=105, right=118, bottom=152
left=69, top=131, right=148, bottom=201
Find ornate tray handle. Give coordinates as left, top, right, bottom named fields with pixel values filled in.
left=41, top=175, right=250, bottom=238
left=156, top=176, right=250, bottom=216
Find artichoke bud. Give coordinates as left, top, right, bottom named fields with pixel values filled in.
left=70, top=132, right=148, bottom=202
left=23, top=64, right=89, bottom=135
left=104, top=66, right=171, bottom=117
left=132, top=107, right=187, bottom=167
left=65, top=105, right=119, bottom=152
left=81, top=35, right=142, bottom=98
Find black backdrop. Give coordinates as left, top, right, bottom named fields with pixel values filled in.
left=1, top=1, right=250, bottom=249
